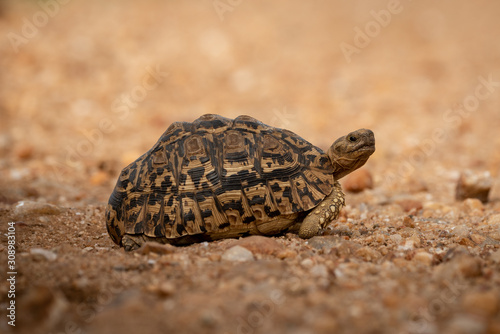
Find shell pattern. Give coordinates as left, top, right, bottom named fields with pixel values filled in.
left=106, top=114, right=335, bottom=246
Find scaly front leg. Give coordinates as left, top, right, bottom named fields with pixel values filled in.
left=298, top=181, right=345, bottom=239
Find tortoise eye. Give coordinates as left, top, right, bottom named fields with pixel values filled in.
left=348, top=135, right=357, bottom=142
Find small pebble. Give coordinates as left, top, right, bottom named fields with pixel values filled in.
left=30, top=248, right=57, bottom=261
left=413, top=251, right=433, bottom=266
left=461, top=198, right=484, bottom=215
left=488, top=230, right=500, bottom=242
left=146, top=282, right=176, bottom=297
left=300, top=258, right=314, bottom=268
left=307, top=236, right=342, bottom=251
left=469, top=234, right=486, bottom=245
left=402, top=216, right=416, bottom=228
left=221, top=246, right=254, bottom=262
left=343, top=169, right=373, bottom=193
left=452, top=225, right=470, bottom=238
left=309, top=264, right=328, bottom=278
left=374, top=233, right=386, bottom=244
left=389, top=234, right=402, bottom=244
left=423, top=201, right=444, bottom=212
left=208, top=254, right=221, bottom=262
left=15, top=144, right=34, bottom=160
left=231, top=236, right=284, bottom=255
left=14, top=200, right=64, bottom=217
left=456, top=170, right=492, bottom=203
left=82, top=247, right=94, bottom=253
left=409, top=234, right=422, bottom=248
left=38, top=216, right=50, bottom=224
left=157, top=282, right=176, bottom=297
left=276, top=249, right=297, bottom=259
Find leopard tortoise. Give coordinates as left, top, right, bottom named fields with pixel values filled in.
left=106, top=114, right=375, bottom=251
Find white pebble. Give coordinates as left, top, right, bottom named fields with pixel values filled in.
left=30, top=248, right=57, bottom=261
left=221, top=246, right=254, bottom=262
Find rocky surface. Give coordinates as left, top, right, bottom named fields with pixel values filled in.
left=456, top=170, right=493, bottom=203
left=1, top=1, right=500, bottom=334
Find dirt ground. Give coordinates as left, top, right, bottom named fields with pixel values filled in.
left=1, top=1, right=500, bottom=333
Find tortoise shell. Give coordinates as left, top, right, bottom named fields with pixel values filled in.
left=106, top=114, right=335, bottom=246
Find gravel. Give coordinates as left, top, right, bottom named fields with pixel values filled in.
left=1, top=1, right=500, bottom=334
left=221, top=245, right=255, bottom=262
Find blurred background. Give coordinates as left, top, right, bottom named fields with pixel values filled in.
left=1, top=0, right=500, bottom=203
left=2, top=2, right=500, bottom=334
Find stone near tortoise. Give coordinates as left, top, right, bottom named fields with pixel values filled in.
left=455, top=170, right=492, bottom=203
left=105, top=114, right=375, bottom=251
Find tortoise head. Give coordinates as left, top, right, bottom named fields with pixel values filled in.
left=327, top=129, right=375, bottom=180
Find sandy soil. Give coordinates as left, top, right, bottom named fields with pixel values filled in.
left=1, top=1, right=500, bottom=333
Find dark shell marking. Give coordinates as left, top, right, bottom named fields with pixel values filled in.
left=106, top=114, right=335, bottom=247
